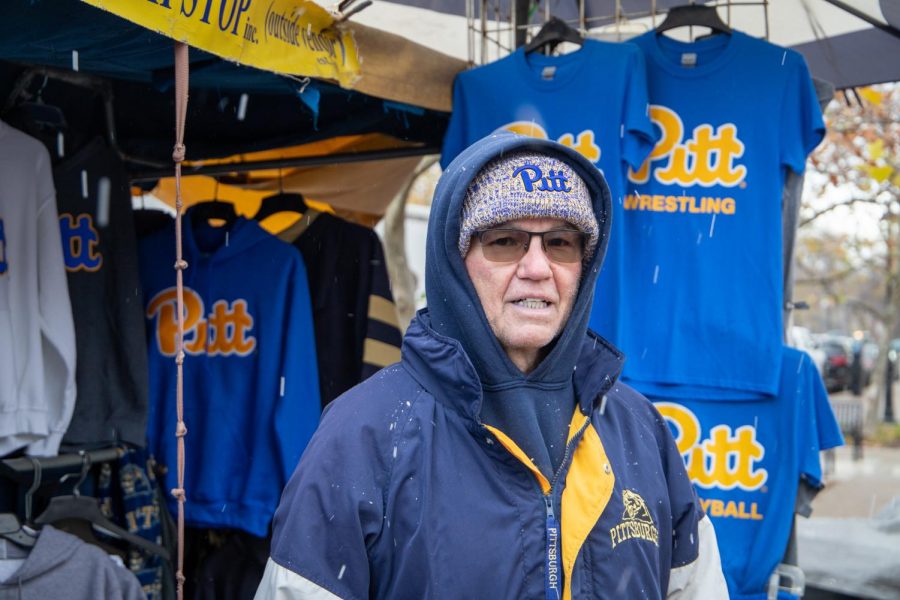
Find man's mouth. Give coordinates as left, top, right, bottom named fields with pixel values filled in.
left=513, top=298, right=551, bottom=309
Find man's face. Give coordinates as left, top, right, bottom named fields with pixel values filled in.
left=464, top=217, right=583, bottom=373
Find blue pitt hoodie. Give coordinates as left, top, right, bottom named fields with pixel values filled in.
left=139, top=211, right=320, bottom=536
left=262, top=133, right=726, bottom=600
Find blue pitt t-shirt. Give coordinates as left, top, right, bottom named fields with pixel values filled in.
left=442, top=40, right=656, bottom=337
left=652, top=346, right=843, bottom=599
left=596, top=31, right=825, bottom=398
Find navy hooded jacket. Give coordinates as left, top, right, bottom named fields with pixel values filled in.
left=258, top=133, right=726, bottom=599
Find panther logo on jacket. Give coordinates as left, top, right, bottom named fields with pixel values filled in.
left=609, top=490, right=659, bottom=549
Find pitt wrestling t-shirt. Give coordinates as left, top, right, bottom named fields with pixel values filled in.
left=597, top=30, right=825, bottom=398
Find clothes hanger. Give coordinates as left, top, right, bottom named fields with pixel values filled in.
left=33, top=452, right=170, bottom=560
left=191, top=179, right=238, bottom=227
left=656, top=4, right=731, bottom=36
left=524, top=16, right=584, bottom=55
left=252, top=170, right=308, bottom=221
left=0, top=458, right=41, bottom=549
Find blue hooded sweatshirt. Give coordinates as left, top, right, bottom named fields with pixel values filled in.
left=260, top=133, right=726, bottom=600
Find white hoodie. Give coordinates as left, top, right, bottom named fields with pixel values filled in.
left=0, top=119, right=76, bottom=456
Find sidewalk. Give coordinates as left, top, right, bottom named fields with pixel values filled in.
left=813, top=445, right=900, bottom=519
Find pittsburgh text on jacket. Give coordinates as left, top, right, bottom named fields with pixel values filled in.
left=655, top=403, right=768, bottom=491
left=59, top=213, right=102, bottom=272
left=547, top=525, right=559, bottom=592
left=628, top=105, right=747, bottom=188
left=146, top=287, right=257, bottom=357
left=0, top=217, right=7, bottom=275
left=146, top=0, right=252, bottom=36
left=623, top=194, right=736, bottom=215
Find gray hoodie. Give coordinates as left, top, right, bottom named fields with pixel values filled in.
left=0, top=525, right=145, bottom=600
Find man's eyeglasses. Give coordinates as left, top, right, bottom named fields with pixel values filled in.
left=473, top=228, right=587, bottom=263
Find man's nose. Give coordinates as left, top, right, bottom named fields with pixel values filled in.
left=517, top=234, right=553, bottom=278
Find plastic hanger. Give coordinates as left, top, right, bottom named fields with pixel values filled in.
left=190, top=180, right=238, bottom=227
left=0, top=458, right=41, bottom=548
left=656, top=4, right=731, bottom=36
left=34, top=452, right=170, bottom=560
left=252, top=192, right=308, bottom=221
left=524, top=16, right=584, bottom=55
left=252, top=169, right=307, bottom=221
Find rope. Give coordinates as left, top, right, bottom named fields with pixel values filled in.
left=172, top=40, right=190, bottom=600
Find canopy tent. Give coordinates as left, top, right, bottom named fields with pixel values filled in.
left=360, top=0, right=900, bottom=90
left=0, top=0, right=469, bottom=216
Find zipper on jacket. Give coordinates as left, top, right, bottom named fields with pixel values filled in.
left=543, top=414, right=591, bottom=600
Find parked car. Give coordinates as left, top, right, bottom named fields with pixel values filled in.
left=820, top=338, right=853, bottom=393
left=788, top=326, right=826, bottom=376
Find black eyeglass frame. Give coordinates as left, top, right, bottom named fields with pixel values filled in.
left=473, top=227, right=588, bottom=263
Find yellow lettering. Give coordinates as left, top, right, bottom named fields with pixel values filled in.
left=624, top=194, right=639, bottom=210
left=652, top=195, right=665, bottom=211
left=665, top=196, right=678, bottom=212
left=557, top=130, right=601, bottom=163
left=147, top=288, right=206, bottom=357
left=630, top=105, right=682, bottom=184
left=655, top=403, right=768, bottom=491
left=722, top=198, right=736, bottom=215
left=627, top=105, right=747, bottom=188
left=146, top=287, right=256, bottom=357
left=639, top=194, right=652, bottom=210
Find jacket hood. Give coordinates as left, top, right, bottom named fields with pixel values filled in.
left=426, top=132, right=613, bottom=389
left=425, top=133, right=616, bottom=476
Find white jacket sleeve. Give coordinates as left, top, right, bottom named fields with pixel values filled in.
left=255, top=558, right=343, bottom=600
left=667, top=515, right=729, bottom=599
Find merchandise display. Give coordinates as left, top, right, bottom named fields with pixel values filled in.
left=139, top=210, right=321, bottom=536
left=0, top=119, right=76, bottom=457
left=596, top=30, right=825, bottom=398
left=652, top=346, right=843, bottom=598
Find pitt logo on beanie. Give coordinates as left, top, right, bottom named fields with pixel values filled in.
left=458, top=151, right=599, bottom=261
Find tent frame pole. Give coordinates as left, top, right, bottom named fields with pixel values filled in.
left=129, top=145, right=441, bottom=183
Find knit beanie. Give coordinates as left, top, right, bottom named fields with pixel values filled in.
left=458, top=151, right=599, bottom=261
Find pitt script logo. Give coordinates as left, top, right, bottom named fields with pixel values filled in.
left=513, top=164, right=572, bottom=193
left=609, top=490, right=659, bottom=549
left=629, top=105, right=747, bottom=187
left=59, top=213, right=102, bottom=272
left=146, top=287, right=256, bottom=357
left=0, top=216, right=7, bottom=276
left=502, top=121, right=602, bottom=164
left=656, top=402, right=767, bottom=521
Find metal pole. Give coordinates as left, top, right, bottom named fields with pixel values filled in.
left=886, top=349, right=896, bottom=423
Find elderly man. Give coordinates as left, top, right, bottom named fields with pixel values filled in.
left=256, top=133, right=726, bottom=599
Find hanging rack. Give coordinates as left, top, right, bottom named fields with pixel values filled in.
left=1, top=65, right=169, bottom=169
left=0, top=447, right=124, bottom=481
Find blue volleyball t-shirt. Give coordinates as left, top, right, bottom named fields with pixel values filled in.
left=442, top=40, right=656, bottom=337
left=652, top=346, right=843, bottom=599
left=594, top=30, right=825, bottom=398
